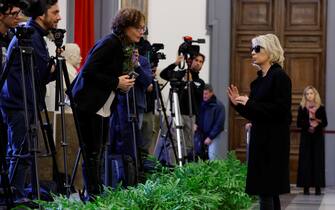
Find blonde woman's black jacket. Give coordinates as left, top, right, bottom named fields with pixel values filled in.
left=233, top=63, right=292, bottom=195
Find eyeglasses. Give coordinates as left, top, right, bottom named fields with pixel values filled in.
left=136, top=25, right=147, bottom=33
left=5, top=10, right=22, bottom=17
left=250, top=45, right=263, bottom=53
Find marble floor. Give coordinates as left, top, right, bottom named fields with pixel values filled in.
left=250, top=186, right=335, bottom=210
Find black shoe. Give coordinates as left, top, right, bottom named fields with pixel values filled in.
left=315, top=187, right=321, bottom=195
left=304, top=187, right=310, bottom=195
left=14, top=197, right=39, bottom=209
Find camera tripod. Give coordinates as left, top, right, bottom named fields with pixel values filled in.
left=185, top=68, right=196, bottom=161
left=153, top=79, right=178, bottom=165
left=154, top=79, right=187, bottom=166
left=49, top=31, right=89, bottom=199
left=53, top=49, right=76, bottom=198
left=169, top=82, right=187, bottom=166
left=0, top=31, right=62, bottom=204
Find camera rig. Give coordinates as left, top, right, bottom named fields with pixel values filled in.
left=178, top=36, right=205, bottom=69
left=150, top=43, right=166, bottom=67
left=51, top=28, right=66, bottom=49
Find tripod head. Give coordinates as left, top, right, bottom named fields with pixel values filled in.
left=11, top=25, right=34, bottom=46
left=50, top=28, right=66, bottom=56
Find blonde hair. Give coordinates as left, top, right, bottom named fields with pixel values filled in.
left=252, top=34, right=285, bottom=67
left=300, top=85, right=322, bottom=109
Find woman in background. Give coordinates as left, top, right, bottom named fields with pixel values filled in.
left=296, top=86, right=327, bottom=195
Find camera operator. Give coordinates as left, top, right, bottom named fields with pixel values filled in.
left=0, top=0, right=61, bottom=202
left=160, top=52, right=205, bottom=161
left=0, top=3, right=22, bottom=55
left=0, top=1, right=22, bottom=193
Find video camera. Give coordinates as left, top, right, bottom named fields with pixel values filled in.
left=150, top=43, right=166, bottom=68
left=178, top=36, right=205, bottom=59
left=177, top=36, right=205, bottom=69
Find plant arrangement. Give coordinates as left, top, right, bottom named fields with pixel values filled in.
left=37, top=152, right=254, bottom=210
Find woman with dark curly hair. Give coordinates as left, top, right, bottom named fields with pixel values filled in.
left=70, top=8, right=146, bottom=200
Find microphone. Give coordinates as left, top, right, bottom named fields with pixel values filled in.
left=195, top=39, right=206, bottom=43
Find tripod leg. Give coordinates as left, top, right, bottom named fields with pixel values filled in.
left=154, top=80, right=178, bottom=161
left=56, top=57, right=71, bottom=197
left=172, top=91, right=185, bottom=166
left=126, top=90, right=139, bottom=184
left=60, top=56, right=90, bottom=195
left=4, top=110, right=31, bottom=200
left=69, top=148, right=81, bottom=189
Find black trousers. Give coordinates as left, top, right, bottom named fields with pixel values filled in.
left=0, top=111, right=8, bottom=162
left=77, top=109, right=109, bottom=196
left=259, top=195, right=281, bottom=210
left=0, top=112, right=8, bottom=187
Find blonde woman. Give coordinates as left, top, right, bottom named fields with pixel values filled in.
left=228, top=34, right=291, bottom=210
left=297, top=86, right=327, bottom=195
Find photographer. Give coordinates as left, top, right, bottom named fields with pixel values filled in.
left=160, top=53, right=205, bottom=161
left=0, top=0, right=61, bottom=202
left=70, top=8, right=145, bottom=200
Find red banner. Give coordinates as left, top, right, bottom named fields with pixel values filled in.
left=74, top=0, right=95, bottom=70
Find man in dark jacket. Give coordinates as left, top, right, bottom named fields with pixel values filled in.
left=195, top=84, right=225, bottom=160
left=160, top=53, right=205, bottom=161
left=0, top=2, right=22, bottom=199
left=0, top=0, right=61, bottom=201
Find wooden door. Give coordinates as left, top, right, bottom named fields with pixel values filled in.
left=229, top=0, right=326, bottom=183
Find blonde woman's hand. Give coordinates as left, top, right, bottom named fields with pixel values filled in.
left=235, top=95, right=249, bottom=106
left=227, top=84, right=240, bottom=106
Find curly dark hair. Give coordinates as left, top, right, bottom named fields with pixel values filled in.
left=111, top=8, right=145, bottom=37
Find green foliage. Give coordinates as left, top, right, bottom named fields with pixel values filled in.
left=122, top=44, right=136, bottom=74
left=39, top=152, right=253, bottom=210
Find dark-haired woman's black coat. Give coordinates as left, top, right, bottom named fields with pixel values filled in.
left=234, top=63, right=292, bottom=195
left=296, top=105, right=327, bottom=188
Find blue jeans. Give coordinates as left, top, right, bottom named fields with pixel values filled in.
left=1, top=108, right=32, bottom=199
left=208, top=132, right=226, bottom=160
